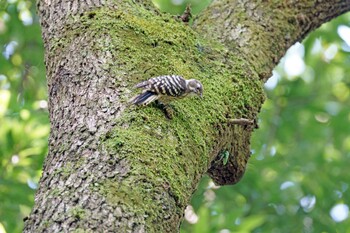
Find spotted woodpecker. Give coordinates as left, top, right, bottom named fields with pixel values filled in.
left=129, top=75, right=203, bottom=106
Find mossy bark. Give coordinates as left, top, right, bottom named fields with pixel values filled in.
left=194, top=0, right=350, bottom=81
left=24, top=0, right=350, bottom=232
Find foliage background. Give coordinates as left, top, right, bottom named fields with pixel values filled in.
left=0, top=0, right=349, bottom=232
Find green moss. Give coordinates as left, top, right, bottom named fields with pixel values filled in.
left=53, top=161, right=73, bottom=177
left=55, top=2, right=265, bottom=229
left=53, top=159, right=85, bottom=179
left=69, top=207, right=86, bottom=220
left=48, top=188, right=60, bottom=197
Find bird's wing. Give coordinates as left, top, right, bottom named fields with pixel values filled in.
left=147, top=75, right=187, bottom=97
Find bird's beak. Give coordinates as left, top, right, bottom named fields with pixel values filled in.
left=200, top=92, right=203, bottom=98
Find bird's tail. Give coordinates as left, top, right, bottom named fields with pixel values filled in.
left=128, top=91, right=159, bottom=106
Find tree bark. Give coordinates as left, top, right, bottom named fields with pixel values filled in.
left=24, top=0, right=350, bottom=232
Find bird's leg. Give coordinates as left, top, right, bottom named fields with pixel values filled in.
left=154, top=100, right=174, bottom=119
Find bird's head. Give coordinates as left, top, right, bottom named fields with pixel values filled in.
left=187, top=79, right=203, bottom=97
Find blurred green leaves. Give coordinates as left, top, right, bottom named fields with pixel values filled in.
left=0, top=0, right=48, bottom=232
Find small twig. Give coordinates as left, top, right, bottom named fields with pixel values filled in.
left=179, top=4, right=192, bottom=23
left=228, top=118, right=254, bottom=126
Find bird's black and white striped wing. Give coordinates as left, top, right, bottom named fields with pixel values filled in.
left=130, top=75, right=188, bottom=106
left=142, top=75, right=187, bottom=97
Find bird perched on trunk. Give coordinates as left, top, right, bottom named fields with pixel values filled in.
left=129, top=75, right=203, bottom=106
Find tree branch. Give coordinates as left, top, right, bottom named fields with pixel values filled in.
left=193, top=0, right=350, bottom=81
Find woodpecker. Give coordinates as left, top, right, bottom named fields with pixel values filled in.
left=129, top=75, right=203, bottom=106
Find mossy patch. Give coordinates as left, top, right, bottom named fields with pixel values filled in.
left=69, top=206, right=86, bottom=220
left=58, top=2, right=265, bottom=229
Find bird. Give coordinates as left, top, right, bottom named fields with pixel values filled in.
left=129, top=75, right=203, bottom=106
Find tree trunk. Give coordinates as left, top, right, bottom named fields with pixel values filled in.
left=24, top=0, right=350, bottom=232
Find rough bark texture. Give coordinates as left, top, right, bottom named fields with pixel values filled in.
left=24, top=0, right=350, bottom=232
left=194, top=0, right=350, bottom=81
